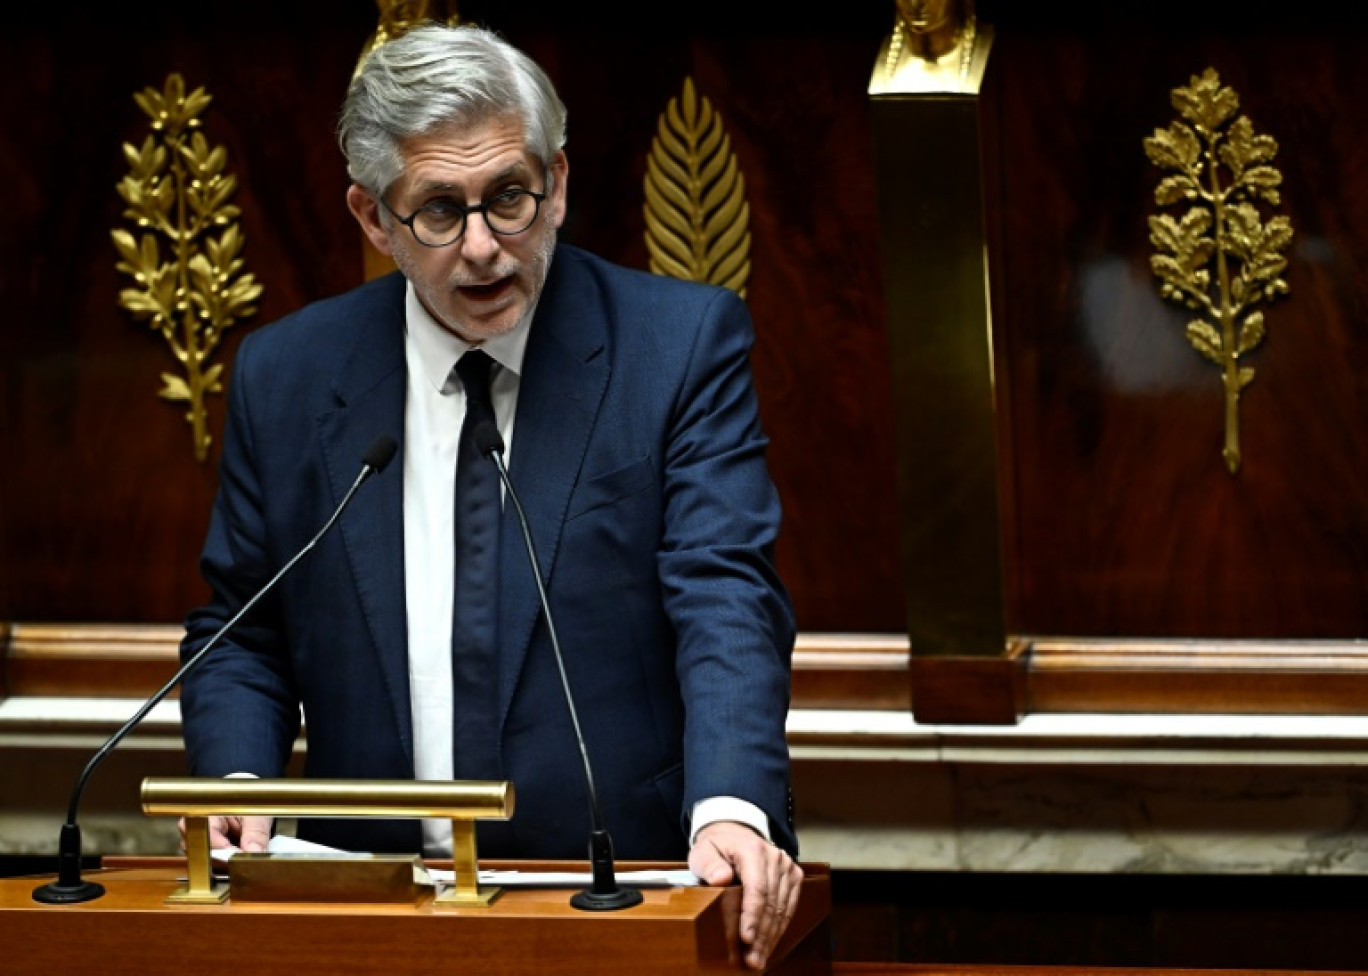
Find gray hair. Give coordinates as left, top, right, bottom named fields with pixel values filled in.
left=338, top=23, right=568, bottom=195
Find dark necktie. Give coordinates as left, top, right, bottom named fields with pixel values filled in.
left=451, top=349, right=501, bottom=781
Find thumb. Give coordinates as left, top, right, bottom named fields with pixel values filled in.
left=702, top=860, right=736, bottom=886
left=689, top=843, right=737, bottom=887
left=239, top=816, right=274, bottom=853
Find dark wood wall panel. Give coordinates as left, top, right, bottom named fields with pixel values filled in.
left=3, top=3, right=380, bottom=623
left=984, top=12, right=1368, bottom=640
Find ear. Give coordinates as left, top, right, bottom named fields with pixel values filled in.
left=546, top=151, right=569, bottom=230
left=346, top=184, right=395, bottom=257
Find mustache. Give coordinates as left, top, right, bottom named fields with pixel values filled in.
left=451, top=262, right=520, bottom=288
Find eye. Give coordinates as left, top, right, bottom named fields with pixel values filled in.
left=417, top=198, right=466, bottom=229
left=487, top=188, right=528, bottom=216
left=420, top=198, right=466, bottom=218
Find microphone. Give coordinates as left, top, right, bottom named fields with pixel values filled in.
left=472, top=420, right=643, bottom=911
left=33, top=434, right=399, bottom=904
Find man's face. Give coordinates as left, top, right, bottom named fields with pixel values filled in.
left=348, top=115, right=568, bottom=343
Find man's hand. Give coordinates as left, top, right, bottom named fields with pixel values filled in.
left=689, top=820, right=803, bottom=971
left=178, top=815, right=274, bottom=853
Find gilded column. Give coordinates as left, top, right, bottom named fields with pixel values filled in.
left=869, top=1, right=1020, bottom=722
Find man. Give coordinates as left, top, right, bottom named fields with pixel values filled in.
left=179, top=21, right=800, bottom=970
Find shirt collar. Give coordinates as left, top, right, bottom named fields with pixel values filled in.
left=403, top=281, right=534, bottom=395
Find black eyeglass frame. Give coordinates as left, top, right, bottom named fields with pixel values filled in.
left=380, top=185, right=549, bottom=248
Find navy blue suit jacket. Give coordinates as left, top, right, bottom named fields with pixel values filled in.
left=180, top=243, right=797, bottom=859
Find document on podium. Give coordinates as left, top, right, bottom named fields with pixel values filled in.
left=211, top=835, right=701, bottom=889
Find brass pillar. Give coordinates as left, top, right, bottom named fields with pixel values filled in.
left=869, top=10, right=1022, bottom=722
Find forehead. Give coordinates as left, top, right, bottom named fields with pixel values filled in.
left=396, top=115, right=536, bottom=193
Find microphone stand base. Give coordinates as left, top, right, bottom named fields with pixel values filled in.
left=32, top=879, right=105, bottom=904
left=570, top=885, right=644, bottom=912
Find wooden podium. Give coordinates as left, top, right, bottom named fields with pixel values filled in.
left=1, top=857, right=832, bottom=975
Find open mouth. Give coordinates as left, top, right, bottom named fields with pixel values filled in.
left=460, top=277, right=513, bottom=301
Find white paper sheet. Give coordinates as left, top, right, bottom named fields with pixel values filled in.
left=211, top=834, right=701, bottom=888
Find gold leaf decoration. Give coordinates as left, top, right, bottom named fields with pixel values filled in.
left=113, top=73, right=262, bottom=463
left=644, top=76, right=751, bottom=299
left=1144, top=67, right=1293, bottom=474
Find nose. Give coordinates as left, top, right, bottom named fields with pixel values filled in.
left=458, top=212, right=501, bottom=264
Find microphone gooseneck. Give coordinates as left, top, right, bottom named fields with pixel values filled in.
left=474, top=419, right=643, bottom=911
left=32, top=434, right=398, bottom=905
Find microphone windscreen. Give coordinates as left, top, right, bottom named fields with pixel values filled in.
left=362, top=434, right=399, bottom=473
left=473, top=419, right=505, bottom=457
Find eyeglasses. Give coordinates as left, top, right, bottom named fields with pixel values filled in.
left=382, top=186, right=548, bottom=248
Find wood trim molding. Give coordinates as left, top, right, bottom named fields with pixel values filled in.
left=1028, top=636, right=1368, bottom=715
left=2, top=622, right=182, bottom=698
left=792, top=633, right=911, bottom=710
left=6, top=623, right=1368, bottom=720
left=0, top=624, right=921, bottom=709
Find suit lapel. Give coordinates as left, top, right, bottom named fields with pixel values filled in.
left=307, top=259, right=609, bottom=759
left=498, top=252, right=609, bottom=717
left=317, top=276, right=412, bottom=764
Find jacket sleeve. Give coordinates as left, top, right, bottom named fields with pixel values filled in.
left=179, top=328, right=302, bottom=780
left=658, top=286, right=798, bottom=854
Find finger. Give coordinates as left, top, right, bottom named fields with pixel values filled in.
left=782, top=857, right=804, bottom=920
left=207, top=815, right=241, bottom=849
left=746, top=849, right=803, bottom=971
left=688, top=833, right=738, bottom=887
left=772, top=856, right=803, bottom=940
left=747, top=855, right=784, bottom=965
left=238, top=815, right=274, bottom=852
left=701, top=855, right=737, bottom=887
left=737, top=847, right=776, bottom=956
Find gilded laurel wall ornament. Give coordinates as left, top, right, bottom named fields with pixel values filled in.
left=1144, top=67, right=1293, bottom=474
left=644, top=76, right=751, bottom=299
left=111, top=73, right=262, bottom=463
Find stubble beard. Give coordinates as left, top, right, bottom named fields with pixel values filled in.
left=398, top=227, right=559, bottom=342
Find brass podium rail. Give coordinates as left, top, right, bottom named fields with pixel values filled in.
left=142, top=777, right=514, bottom=906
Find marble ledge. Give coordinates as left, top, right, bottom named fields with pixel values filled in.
left=786, top=711, right=1368, bottom=875
left=785, top=709, right=1368, bottom=765
left=9, top=697, right=1368, bottom=767
left=11, top=699, right=1368, bottom=874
